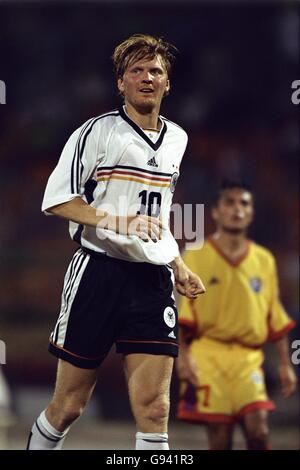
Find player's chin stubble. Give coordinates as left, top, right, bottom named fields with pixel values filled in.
left=222, top=225, right=247, bottom=235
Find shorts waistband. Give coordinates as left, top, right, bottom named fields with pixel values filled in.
left=81, top=247, right=108, bottom=259
left=81, top=247, right=138, bottom=266
left=80, top=247, right=168, bottom=270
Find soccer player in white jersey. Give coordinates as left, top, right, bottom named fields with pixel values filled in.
left=26, top=34, right=205, bottom=450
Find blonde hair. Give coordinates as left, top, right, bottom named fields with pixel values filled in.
left=112, top=33, right=178, bottom=79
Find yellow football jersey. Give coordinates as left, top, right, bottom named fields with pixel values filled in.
left=179, top=237, right=295, bottom=347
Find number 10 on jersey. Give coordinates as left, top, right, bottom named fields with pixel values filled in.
left=137, top=190, right=162, bottom=217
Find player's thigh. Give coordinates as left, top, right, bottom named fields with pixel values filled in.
left=207, top=422, right=235, bottom=449
left=242, top=409, right=269, bottom=435
left=232, top=351, right=273, bottom=415
left=124, top=354, right=174, bottom=400
left=52, top=359, right=99, bottom=404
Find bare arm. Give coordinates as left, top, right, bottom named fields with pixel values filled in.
left=48, top=197, right=162, bottom=241
left=176, top=327, right=199, bottom=387
left=274, top=335, right=297, bottom=398
left=49, top=196, right=109, bottom=227
left=170, top=255, right=205, bottom=299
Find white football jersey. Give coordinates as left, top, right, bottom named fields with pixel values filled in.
left=42, top=106, right=188, bottom=264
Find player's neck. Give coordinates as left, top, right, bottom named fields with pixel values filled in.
left=124, top=103, right=161, bottom=131
left=212, top=231, right=248, bottom=259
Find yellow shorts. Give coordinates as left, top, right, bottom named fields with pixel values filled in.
left=177, top=337, right=275, bottom=423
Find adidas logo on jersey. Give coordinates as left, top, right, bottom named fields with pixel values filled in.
left=209, top=277, right=220, bottom=285
left=147, top=156, right=158, bottom=167
left=168, top=331, right=176, bottom=339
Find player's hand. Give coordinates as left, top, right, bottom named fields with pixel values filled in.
left=176, top=350, right=199, bottom=388
left=171, top=257, right=205, bottom=298
left=114, top=214, right=163, bottom=242
left=278, top=364, right=297, bottom=398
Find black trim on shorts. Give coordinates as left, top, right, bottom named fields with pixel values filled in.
left=48, top=342, right=106, bottom=369
left=116, top=340, right=178, bottom=357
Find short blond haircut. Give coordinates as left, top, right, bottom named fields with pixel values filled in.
left=112, top=34, right=178, bottom=79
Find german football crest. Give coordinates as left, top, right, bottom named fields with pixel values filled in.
left=163, top=306, right=176, bottom=328
left=249, top=277, right=262, bottom=293
left=170, top=172, right=179, bottom=193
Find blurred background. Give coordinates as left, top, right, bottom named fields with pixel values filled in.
left=0, top=0, right=299, bottom=450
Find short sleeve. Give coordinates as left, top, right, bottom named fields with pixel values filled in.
left=41, top=118, right=99, bottom=213
left=267, top=256, right=295, bottom=341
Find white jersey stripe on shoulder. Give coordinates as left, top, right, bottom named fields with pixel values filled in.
left=71, top=118, right=94, bottom=194
left=75, top=115, right=102, bottom=192
left=70, top=111, right=119, bottom=194
left=77, top=110, right=120, bottom=193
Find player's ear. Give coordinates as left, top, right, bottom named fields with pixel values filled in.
left=211, top=207, right=218, bottom=222
left=248, top=206, right=255, bottom=224
left=117, top=78, right=124, bottom=94
left=164, top=79, right=170, bottom=97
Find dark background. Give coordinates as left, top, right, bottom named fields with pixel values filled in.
left=0, top=0, right=298, bottom=446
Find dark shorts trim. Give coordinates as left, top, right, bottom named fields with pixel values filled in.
left=177, top=408, right=235, bottom=424
left=48, top=342, right=106, bottom=369
left=116, top=339, right=178, bottom=357
left=236, top=400, right=275, bottom=417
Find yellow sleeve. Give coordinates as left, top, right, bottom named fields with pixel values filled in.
left=267, top=256, right=295, bottom=341
left=177, top=250, right=199, bottom=337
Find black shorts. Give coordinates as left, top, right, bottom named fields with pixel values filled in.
left=48, top=248, right=178, bottom=369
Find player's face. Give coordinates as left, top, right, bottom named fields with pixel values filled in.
left=117, top=55, right=170, bottom=114
left=212, top=188, right=254, bottom=234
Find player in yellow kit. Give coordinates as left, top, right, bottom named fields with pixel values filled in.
left=177, top=180, right=297, bottom=450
